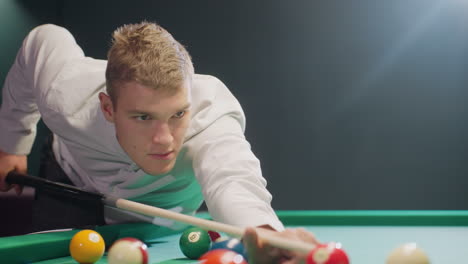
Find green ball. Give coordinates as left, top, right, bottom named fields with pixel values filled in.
left=179, top=227, right=212, bottom=259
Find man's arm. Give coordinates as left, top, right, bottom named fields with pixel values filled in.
left=0, top=24, right=84, bottom=191
left=0, top=27, right=42, bottom=192
left=186, top=114, right=284, bottom=231
left=243, top=227, right=319, bottom=264
left=0, top=30, right=42, bottom=156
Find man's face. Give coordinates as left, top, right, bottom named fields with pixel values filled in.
left=100, top=81, right=192, bottom=175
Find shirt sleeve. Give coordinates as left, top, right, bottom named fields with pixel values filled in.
left=187, top=115, right=285, bottom=231
left=0, top=24, right=84, bottom=154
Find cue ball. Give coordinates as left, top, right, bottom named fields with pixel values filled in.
left=306, top=242, right=350, bottom=264
left=386, top=243, right=430, bottom=264
left=179, top=227, right=212, bottom=259
left=107, top=238, right=149, bottom=264
left=199, top=249, right=248, bottom=264
left=69, top=229, right=105, bottom=264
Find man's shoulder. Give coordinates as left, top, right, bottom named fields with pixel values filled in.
left=186, top=74, right=245, bottom=140
left=190, top=73, right=236, bottom=105
left=191, top=74, right=232, bottom=99
left=193, top=74, right=225, bottom=87
left=41, top=58, right=107, bottom=118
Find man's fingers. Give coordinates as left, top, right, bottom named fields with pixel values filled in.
left=242, top=227, right=318, bottom=264
left=0, top=172, right=24, bottom=195
left=0, top=183, right=21, bottom=195
left=0, top=176, right=12, bottom=192
left=296, top=228, right=320, bottom=245
left=0, top=185, right=12, bottom=192
left=243, top=227, right=259, bottom=255
left=279, top=228, right=319, bottom=245
left=14, top=184, right=23, bottom=195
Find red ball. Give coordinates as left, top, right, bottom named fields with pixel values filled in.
left=199, top=249, right=247, bottom=264
left=207, top=230, right=221, bottom=242
left=306, top=243, right=349, bottom=264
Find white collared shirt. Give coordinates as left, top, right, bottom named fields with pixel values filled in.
left=0, top=24, right=284, bottom=231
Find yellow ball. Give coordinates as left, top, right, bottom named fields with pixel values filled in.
left=69, top=229, right=105, bottom=264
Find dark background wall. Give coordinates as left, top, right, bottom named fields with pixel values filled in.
left=2, top=0, right=468, bottom=211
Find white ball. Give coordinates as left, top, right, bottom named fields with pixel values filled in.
left=386, top=243, right=430, bottom=264
left=107, top=238, right=149, bottom=264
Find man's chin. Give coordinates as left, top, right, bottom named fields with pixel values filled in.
left=141, top=163, right=175, bottom=176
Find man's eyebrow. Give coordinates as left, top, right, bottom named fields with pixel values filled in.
left=127, top=109, right=151, bottom=114
left=127, top=103, right=191, bottom=114
left=180, top=103, right=191, bottom=110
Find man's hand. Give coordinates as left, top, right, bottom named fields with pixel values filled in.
left=243, top=227, right=319, bottom=264
left=0, top=149, right=27, bottom=194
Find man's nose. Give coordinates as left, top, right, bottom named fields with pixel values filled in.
left=152, top=122, right=173, bottom=145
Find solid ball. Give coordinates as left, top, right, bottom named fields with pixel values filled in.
left=386, top=243, right=430, bottom=264
left=207, top=230, right=221, bottom=242
left=199, top=249, right=248, bottom=264
left=69, top=229, right=105, bottom=264
left=307, top=243, right=350, bottom=264
left=210, top=238, right=248, bottom=260
left=107, top=238, right=149, bottom=264
left=179, top=227, right=212, bottom=259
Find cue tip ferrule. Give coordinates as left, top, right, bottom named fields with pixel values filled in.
left=103, top=195, right=119, bottom=207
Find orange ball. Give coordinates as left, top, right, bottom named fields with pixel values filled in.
left=69, top=229, right=105, bottom=264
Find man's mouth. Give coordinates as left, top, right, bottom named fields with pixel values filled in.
left=148, top=151, right=174, bottom=160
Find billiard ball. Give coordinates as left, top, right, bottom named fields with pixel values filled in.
left=207, top=230, right=221, bottom=242
left=179, top=227, right=212, bottom=259
left=107, top=237, right=149, bottom=264
left=199, top=249, right=248, bottom=264
left=386, top=243, right=430, bottom=264
left=69, top=229, right=105, bottom=264
left=214, top=236, right=229, bottom=242
left=210, top=238, right=248, bottom=260
left=306, top=242, right=350, bottom=264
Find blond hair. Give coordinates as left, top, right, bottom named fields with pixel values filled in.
left=105, top=21, right=194, bottom=101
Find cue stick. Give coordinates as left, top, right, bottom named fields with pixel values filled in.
left=6, top=172, right=315, bottom=254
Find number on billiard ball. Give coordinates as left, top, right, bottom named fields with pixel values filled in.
left=107, top=237, right=149, bottom=264
left=179, top=227, right=212, bottom=259
left=69, top=229, right=105, bottom=264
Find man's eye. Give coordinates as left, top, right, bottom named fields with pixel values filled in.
left=173, top=111, right=185, bottom=119
left=136, top=115, right=150, bottom=121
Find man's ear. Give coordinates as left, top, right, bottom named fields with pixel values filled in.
left=99, top=92, right=115, bottom=123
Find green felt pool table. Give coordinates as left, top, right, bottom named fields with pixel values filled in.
left=1, top=210, right=468, bottom=264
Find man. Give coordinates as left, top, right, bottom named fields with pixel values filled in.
left=0, top=22, right=316, bottom=263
